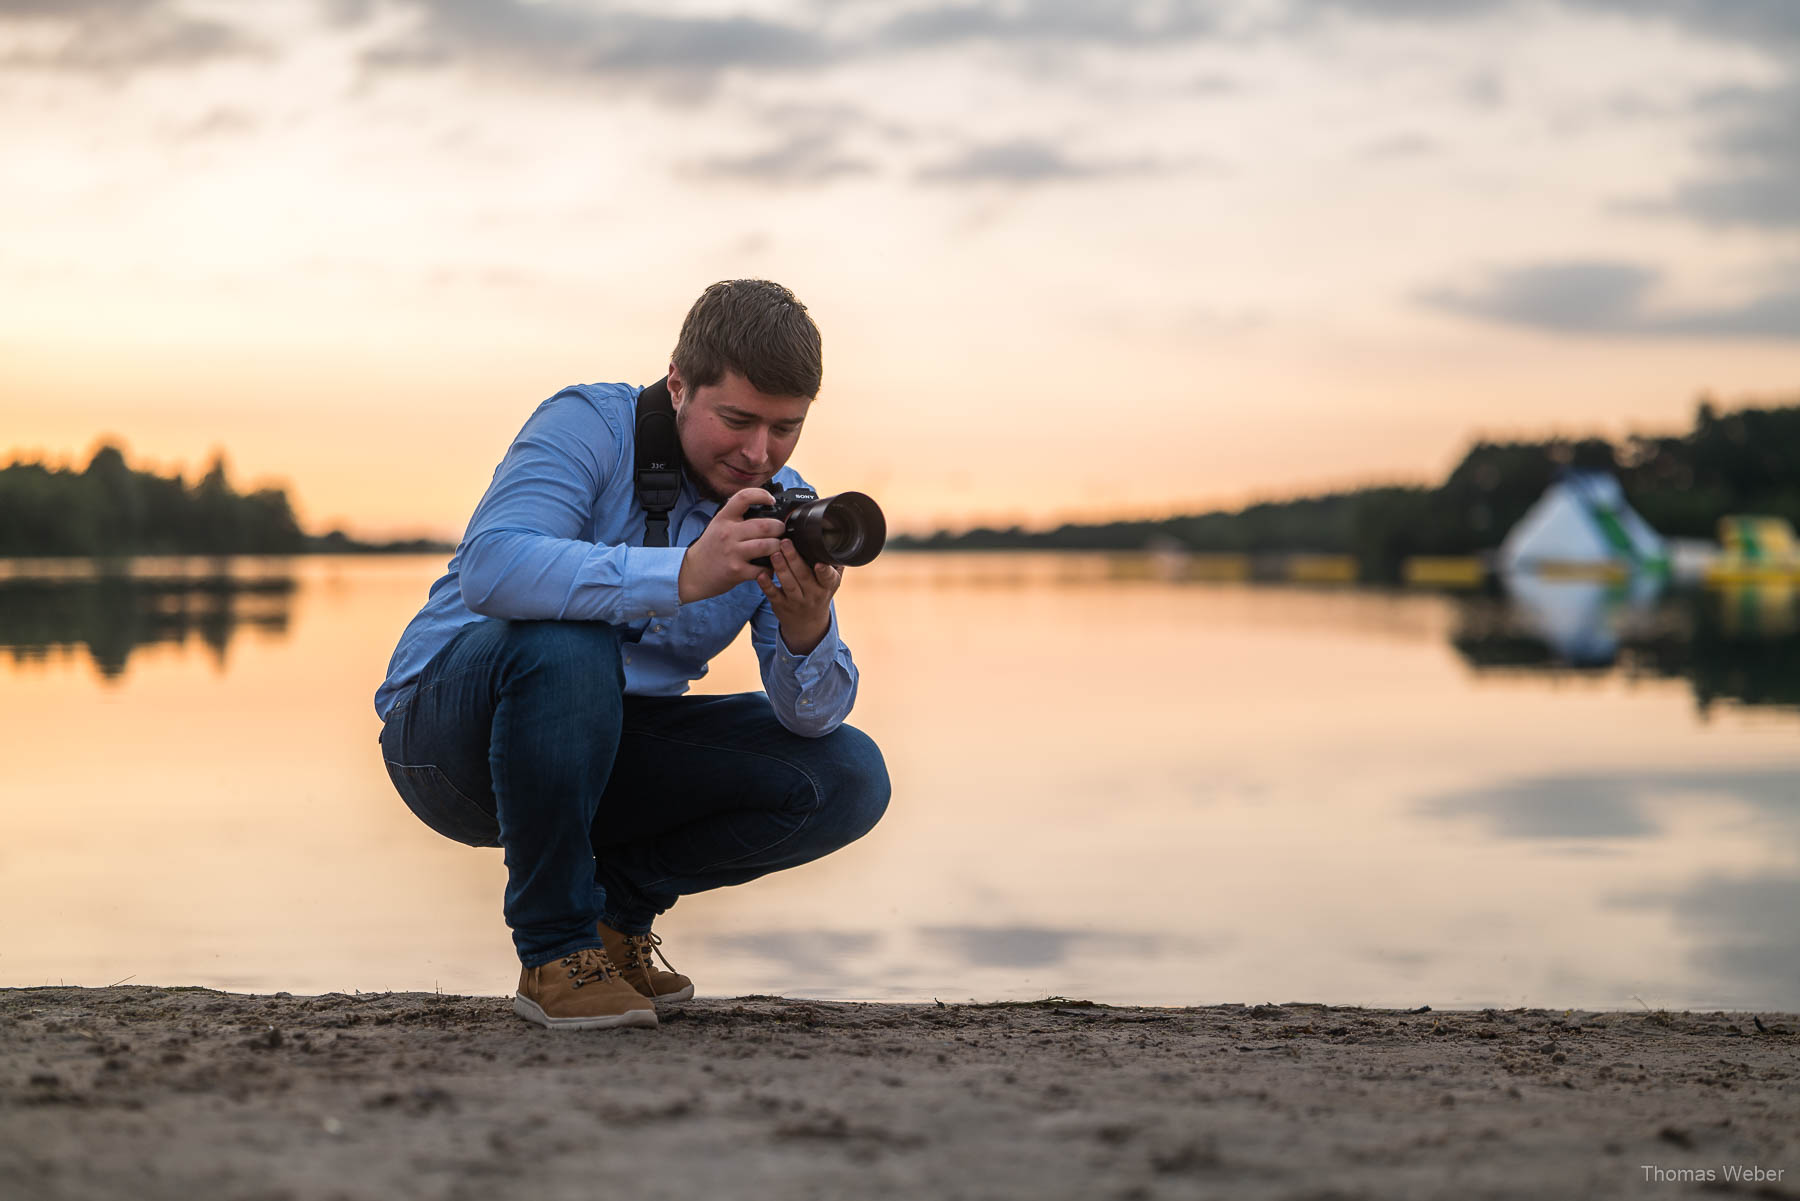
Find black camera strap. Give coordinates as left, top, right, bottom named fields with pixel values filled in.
left=634, top=377, right=683, bottom=548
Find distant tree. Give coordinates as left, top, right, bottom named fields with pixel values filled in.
left=0, top=444, right=309, bottom=556
left=83, top=443, right=147, bottom=553
left=889, top=395, right=1800, bottom=581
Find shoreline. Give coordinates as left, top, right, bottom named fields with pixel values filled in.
left=3, top=986, right=1795, bottom=1199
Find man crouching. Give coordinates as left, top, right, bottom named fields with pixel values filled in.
left=373, top=279, right=889, bottom=1028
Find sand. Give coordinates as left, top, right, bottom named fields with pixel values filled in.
left=1, top=986, right=1794, bottom=1200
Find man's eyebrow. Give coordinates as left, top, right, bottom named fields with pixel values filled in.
left=719, top=406, right=805, bottom=425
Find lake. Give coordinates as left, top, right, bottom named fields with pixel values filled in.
left=2, top=553, right=1795, bottom=1010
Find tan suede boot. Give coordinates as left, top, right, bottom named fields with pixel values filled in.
left=597, top=921, right=695, bottom=1003
left=513, top=946, right=658, bottom=1030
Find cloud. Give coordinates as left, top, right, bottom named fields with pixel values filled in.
left=0, top=0, right=264, bottom=74
left=353, top=0, right=1794, bottom=214
left=916, top=138, right=1172, bottom=184
left=354, top=5, right=1206, bottom=190
left=317, top=0, right=375, bottom=26
left=1460, top=69, right=1505, bottom=109
left=1423, top=260, right=1800, bottom=339
left=354, top=0, right=1242, bottom=89
left=1295, top=0, right=1800, bottom=229
left=358, top=0, right=830, bottom=83
left=683, top=101, right=901, bottom=186
left=1564, top=0, right=1800, bottom=49
left=870, top=0, right=1220, bottom=50
left=1665, top=80, right=1800, bottom=229
left=1295, top=0, right=1512, bottom=18
left=1359, top=133, right=1439, bottom=161
left=1425, top=261, right=1657, bottom=333
left=1301, top=0, right=1800, bottom=43
left=688, top=130, right=876, bottom=185
left=0, top=0, right=174, bottom=13
left=170, top=106, right=259, bottom=141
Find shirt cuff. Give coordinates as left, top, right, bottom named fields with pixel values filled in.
left=776, top=607, right=843, bottom=688
left=617, top=546, right=684, bottom=621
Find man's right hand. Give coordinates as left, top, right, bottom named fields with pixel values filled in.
left=677, top=488, right=787, bottom=604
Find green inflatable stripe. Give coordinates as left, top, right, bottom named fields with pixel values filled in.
left=1738, top=519, right=1764, bottom=562
left=1591, top=505, right=1637, bottom=560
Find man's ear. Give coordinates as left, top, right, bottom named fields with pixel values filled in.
left=665, top=362, right=685, bottom=410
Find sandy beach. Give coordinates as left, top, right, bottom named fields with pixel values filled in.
left=2, top=986, right=1794, bottom=1200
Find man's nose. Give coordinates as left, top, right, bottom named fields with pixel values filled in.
left=742, top=427, right=772, bottom=465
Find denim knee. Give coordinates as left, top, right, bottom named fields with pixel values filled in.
left=813, top=724, right=890, bottom=849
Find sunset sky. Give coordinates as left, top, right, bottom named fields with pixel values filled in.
left=4, top=0, right=1798, bottom=539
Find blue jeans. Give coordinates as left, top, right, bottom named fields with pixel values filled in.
left=378, top=619, right=890, bottom=967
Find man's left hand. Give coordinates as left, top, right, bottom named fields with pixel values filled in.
left=758, top=540, right=841, bottom=656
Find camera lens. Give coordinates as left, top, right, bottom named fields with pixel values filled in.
left=822, top=510, right=850, bottom=553
left=793, top=492, right=886, bottom=567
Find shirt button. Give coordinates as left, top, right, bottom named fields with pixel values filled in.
left=623, top=655, right=632, bottom=665
left=647, top=609, right=656, bottom=617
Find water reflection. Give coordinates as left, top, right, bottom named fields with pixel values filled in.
left=1420, top=768, right=1800, bottom=841
left=919, top=925, right=1168, bottom=970
left=4, top=552, right=1798, bottom=1010
left=1424, top=766, right=1800, bottom=1004
left=0, top=559, right=295, bottom=679
left=695, top=925, right=1194, bottom=999
left=1614, top=873, right=1800, bottom=1005
left=1452, top=582, right=1800, bottom=715
left=1499, top=571, right=1665, bottom=667
left=696, top=929, right=886, bottom=996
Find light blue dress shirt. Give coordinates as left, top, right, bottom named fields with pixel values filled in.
left=374, top=382, right=858, bottom=736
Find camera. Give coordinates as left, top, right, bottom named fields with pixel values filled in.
left=747, top=483, right=887, bottom=569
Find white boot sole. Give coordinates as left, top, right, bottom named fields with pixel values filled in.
left=513, top=994, right=658, bottom=1030
left=654, top=984, right=696, bottom=1004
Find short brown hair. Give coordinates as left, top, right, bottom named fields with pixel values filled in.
left=672, top=279, right=823, bottom=400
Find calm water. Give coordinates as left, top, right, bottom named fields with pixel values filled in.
left=2, top=553, right=1796, bottom=1011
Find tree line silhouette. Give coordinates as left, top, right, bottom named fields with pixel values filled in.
left=894, top=398, right=1800, bottom=580
left=0, top=443, right=445, bottom=556
left=7, top=400, right=1795, bottom=568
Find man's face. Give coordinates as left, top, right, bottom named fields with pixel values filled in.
left=668, top=365, right=811, bottom=503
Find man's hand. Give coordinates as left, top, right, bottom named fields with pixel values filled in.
left=678, top=488, right=787, bottom=604
left=758, top=540, right=842, bottom=656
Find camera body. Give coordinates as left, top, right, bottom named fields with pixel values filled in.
left=746, top=483, right=886, bottom=569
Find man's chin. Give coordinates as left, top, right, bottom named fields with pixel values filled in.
left=691, top=471, right=747, bottom=504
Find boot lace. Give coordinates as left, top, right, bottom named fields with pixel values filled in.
left=619, top=931, right=678, bottom=977
left=561, top=946, right=621, bottom=990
